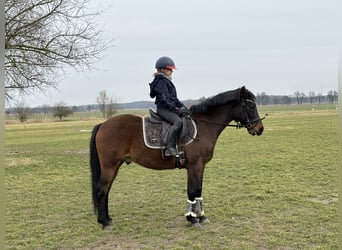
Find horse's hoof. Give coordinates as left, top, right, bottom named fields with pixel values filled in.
left=102, top=225, right=113, bottom=230
left=191, top=222, right=202, bottom=228
left=199, top=216, right=210, bottom=224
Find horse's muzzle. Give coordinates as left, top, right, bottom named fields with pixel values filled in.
left=247, top=122, right=264, bottom=136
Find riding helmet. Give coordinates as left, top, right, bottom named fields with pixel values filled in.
left=155, top=56, right=177, bottom=70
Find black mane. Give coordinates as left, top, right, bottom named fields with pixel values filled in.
left=190, top=87, right=242, bottom=114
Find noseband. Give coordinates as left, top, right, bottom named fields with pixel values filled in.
left=226, top=117, right=265, bottom=129
left=240, top=116, right=265, bottom=129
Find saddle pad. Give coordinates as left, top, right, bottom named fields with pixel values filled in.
left=142, top=117, right=197, bottom=149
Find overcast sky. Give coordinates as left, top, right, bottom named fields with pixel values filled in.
left=24, top=0, right=337, bottom=107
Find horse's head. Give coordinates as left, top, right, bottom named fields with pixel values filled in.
left=238, top=86, right=264, bottom=136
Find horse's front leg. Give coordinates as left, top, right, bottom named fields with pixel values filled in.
left=185, top=162, right=210, bottom=227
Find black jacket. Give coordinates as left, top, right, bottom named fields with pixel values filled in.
left=149, top=73, right=184, bottom=112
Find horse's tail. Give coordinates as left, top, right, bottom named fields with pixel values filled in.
left=90, top=123, right=102, bottom=213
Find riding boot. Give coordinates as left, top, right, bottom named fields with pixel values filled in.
left=165, top=125, right=179, bottom=157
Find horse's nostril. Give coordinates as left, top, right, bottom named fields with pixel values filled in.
left=258, top=127, right=264, bottom=135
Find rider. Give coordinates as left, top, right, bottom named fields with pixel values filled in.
left=149, top=56, right=189, bottom=157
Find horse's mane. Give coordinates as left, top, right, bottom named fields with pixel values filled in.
left=190, top=88, right=242, bottom=114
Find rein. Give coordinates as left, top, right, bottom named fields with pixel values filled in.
left=192, top=97, right=265, bottom=129
left=194, top=117, right=265, bottom=129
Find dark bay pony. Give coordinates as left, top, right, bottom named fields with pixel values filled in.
left=90, top=86, right=264, bottom=229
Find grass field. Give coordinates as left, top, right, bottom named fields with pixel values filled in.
left=5, top=105, right=338, bottom=249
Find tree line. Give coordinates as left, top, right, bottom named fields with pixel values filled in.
left=5, top=89, right=338, bottom=123
left=256, top=90, right=338, bottom=105
left=6, top=90, right=120, bottom=122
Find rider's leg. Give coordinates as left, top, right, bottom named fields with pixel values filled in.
left=157, top=108, right=182, bottom=157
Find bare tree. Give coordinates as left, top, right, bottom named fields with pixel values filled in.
left=333, top=90, right=338, bottom=103
left=97, top=90, right=109, bottom=118
left=308, top=91, right=316, bottom=104
left=52, top=102, right=73, bottom=121
left=294, top=91, right=302, bottom=104
left=317, top=92, right=323, bottom=104
left=106, top=97, right=119, bottom=118
left=14, top=101, right=31, bottom=122
left=327, top=90, right=338, bottom=104
left=96, top=90, right=119, bottom=118
left=5, top=0, right=110, bottom=101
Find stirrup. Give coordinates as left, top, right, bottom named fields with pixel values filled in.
left=164, top=147, right=179, bottom=157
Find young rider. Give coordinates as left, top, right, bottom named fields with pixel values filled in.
left=149, top=56, right=189, bottom=157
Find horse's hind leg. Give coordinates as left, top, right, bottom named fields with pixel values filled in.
left=104, top=166, right=120, bottom=225
left=96, top=163, right=121, bottom=230
left=105, top=193, right=112, bottom=224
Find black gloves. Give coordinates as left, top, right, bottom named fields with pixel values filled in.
left=176, top=107, right=191, bottom=117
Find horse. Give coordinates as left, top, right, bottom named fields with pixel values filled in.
left=90, top=86, right=264, bottom=230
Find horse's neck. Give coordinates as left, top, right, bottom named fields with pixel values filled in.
left=212, top=103, right=234, bottom=122
left=196, top=103, right=234, bottom=138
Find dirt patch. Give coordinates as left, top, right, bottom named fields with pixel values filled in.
left=308, top=194, right=338, bottom=205
left=64, top=150, right=89, bottom=155
left=5, top=157, right=43, bottom=167
left=72, top=237, right=145, bottom=250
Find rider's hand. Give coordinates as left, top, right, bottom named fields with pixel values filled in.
left=176, top=107, right=191, bottom=117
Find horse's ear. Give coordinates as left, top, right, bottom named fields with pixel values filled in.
left=240, top=86, right=246, bottom=97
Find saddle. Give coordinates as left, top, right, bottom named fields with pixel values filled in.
left=142, top=109, right=197, bottom=150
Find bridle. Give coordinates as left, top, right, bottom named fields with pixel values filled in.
left=240, top=98, right=266, bottom=129
left=193, top=98, right=265, bottom=129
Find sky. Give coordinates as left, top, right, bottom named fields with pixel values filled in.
left=23, top=0, right=337, bottom=107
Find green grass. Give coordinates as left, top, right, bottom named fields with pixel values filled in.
left=5, top=107, right=338, bottom=249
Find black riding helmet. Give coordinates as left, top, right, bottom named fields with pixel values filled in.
left=155, top=56, right=177, bottom=70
